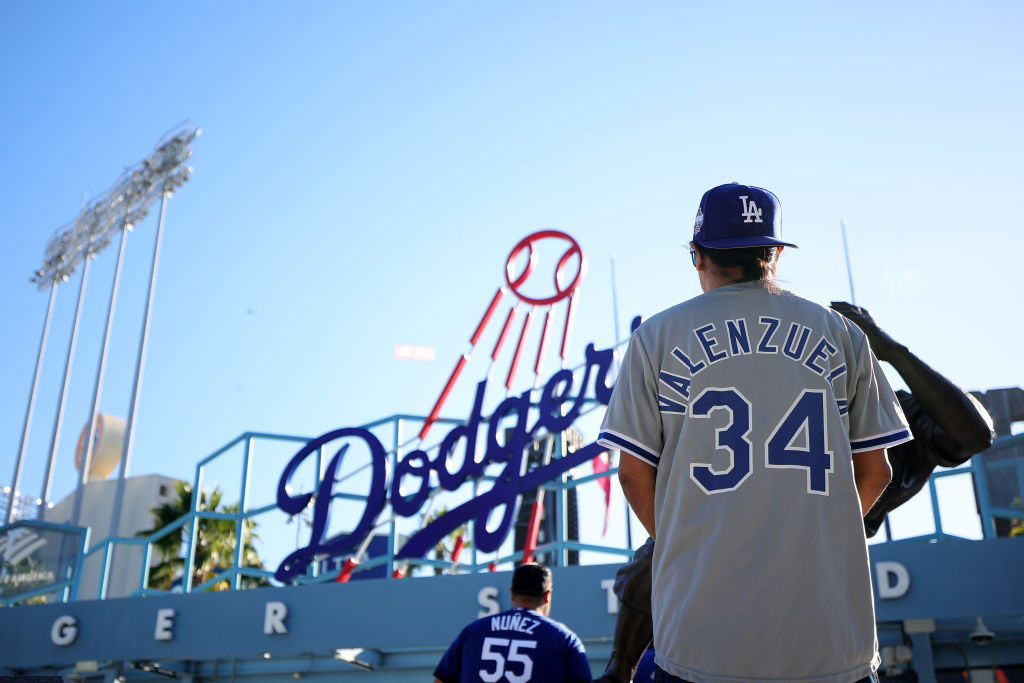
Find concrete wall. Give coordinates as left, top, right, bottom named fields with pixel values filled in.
left=45, top=474, right=183, bottom=599
left=2, top=539, right=1023, bottom=680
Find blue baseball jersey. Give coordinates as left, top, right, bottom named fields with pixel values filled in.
left=634, top=648, right=656, bottom=683
left=434, top=606, right=591, bottom=683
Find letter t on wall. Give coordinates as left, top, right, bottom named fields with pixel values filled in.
left=265, top=601, right=288, bottom=634
left=601, top=578, right=619, bottom=614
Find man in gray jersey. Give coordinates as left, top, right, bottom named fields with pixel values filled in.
left=594, top=302, right=995, bottom=683
left=597, top=182, right=911, bottom=683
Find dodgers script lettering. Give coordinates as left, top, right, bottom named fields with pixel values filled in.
left=274, top=343, right=615, bottom=581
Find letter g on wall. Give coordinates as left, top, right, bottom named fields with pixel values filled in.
left=51, top=615, right=78, bottom=646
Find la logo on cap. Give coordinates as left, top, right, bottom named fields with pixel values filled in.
left=691, top=182, right=797, bottom=249
left=739, top=196, right=763, bottom=223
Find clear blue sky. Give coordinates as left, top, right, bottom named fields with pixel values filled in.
left=1, top=2, right=1021, bottom=566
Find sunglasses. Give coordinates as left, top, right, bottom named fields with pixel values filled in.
left=688, top=247, right=697, bottom=267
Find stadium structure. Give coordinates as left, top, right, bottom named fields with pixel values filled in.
left=3, top=382, right=1024, bottom=683
left=2, top=136, right=1023, bottom=682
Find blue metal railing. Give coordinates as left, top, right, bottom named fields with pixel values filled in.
left=873, top=432, right=1024, bottom=545
left=971, top=433, right=1024, bottom=538
left=0, top=518, right=89, bottom=605
left=3, top=425, right=1022, bottom=606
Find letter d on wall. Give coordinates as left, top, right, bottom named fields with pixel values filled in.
left=875, top=561, right=910, bottom=599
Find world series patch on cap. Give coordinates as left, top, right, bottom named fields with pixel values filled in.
left=692, top=182, right=798, bottom=249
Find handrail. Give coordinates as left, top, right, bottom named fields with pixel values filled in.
left=0, top=519, right=89, bottom=606
left=3, top=426, right=1021, bottom=605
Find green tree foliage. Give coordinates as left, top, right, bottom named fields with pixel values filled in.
left=422, top=506, right=471, bottom=576
left=1010, top=495, right=1023, bottom=537
left=136, top=481, right=268, bottom=591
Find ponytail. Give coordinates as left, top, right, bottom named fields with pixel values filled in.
left=696, top=245, right=779, bottom=285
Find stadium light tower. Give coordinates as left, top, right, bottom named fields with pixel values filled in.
left=4, top=124, right=198, bottom=527
left=5, top=184, right=103, bottom=524
left=70, top=125, right=199, bottom=528
left=108, top=131, right=197, bottom=536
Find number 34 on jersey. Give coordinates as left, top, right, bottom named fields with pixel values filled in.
left=688, top=387, right=834, bottom=496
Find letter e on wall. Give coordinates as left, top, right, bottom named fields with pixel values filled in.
left=155, top=608, right=176, bottom=641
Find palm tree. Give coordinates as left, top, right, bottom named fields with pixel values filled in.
left=217, top=501, right=266, bottom=588
left=422, top=506, right=471, bottom=576
left=136, top=481, right=268, bottom=591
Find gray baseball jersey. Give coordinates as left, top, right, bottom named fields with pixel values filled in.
left=598, top=282, right=911, bottom=683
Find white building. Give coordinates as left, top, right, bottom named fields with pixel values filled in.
left=45, top=474, right=183, bottom=599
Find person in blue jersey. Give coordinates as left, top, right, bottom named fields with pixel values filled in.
left=434, top=563, right=592, bottom=683
left=632, top=648, right=656, bottom=683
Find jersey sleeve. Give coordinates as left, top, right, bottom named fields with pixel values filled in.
left=563, top=630, right=593, bottom=682
left=846, top=333, right=913, bottom=453
left=433, top=628, right=465, bottom=683
left=598, top=331, right=664, bottom=467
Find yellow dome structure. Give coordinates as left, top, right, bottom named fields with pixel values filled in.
left=74, top=414, right=126, bottom=481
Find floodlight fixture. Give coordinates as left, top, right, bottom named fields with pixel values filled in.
left=30, top=124, right=199, bottom=289
left=6, top=123, right=200, bottom=527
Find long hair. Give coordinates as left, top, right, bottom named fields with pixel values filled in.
left=697, top=245, right=779, bottom=285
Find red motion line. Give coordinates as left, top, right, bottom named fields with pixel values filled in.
left=533, top=308, right=553, bottom=378
left=419, top=288, right=504, bottom=441
left=471, top=289, right=505, bottom=346
left=491, top=307, right=519, bottom=361
left=559, top=292, right=579, bottom=362
left=521, top=497, right=544, bottom=565
left=505, top=311, right=535, bottom=390
left=335, top=557, right=358, bottom=583
left=451, top=535, right=465, bottom=564
left=418, top=354, right=469, bottom=441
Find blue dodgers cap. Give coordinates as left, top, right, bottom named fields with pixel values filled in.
left=692, top=183, right=797, bottom=249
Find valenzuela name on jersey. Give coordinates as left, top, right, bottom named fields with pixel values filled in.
left=656, top=314, right=848, bottom=417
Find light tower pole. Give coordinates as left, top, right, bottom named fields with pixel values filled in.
left=6, top=124, right=199, bottom=528
left=5, top=285, right=56, bottom=524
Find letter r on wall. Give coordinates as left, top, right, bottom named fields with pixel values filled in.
left=265, top=601, right=288, bottom=634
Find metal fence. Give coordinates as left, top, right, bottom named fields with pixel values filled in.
left=3, top=427, right=1022, bottom=607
